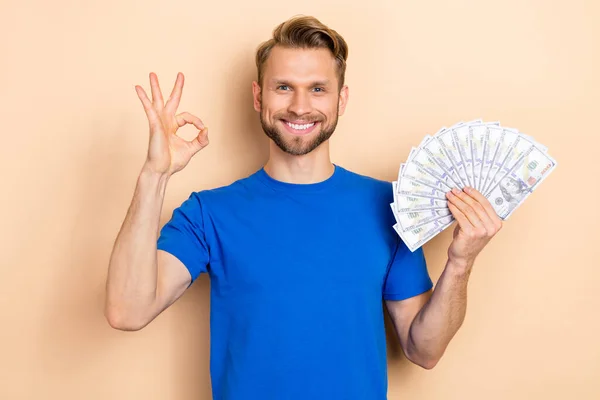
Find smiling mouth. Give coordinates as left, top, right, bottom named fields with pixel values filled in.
left=283, top=121, right=316, bottom=130
left=278, top=119, right=321, bottom=136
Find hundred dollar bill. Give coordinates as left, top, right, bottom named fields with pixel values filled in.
left=435, top=128, right=470, bottom=188
left=506, top=128, right=548, bottom=153
left=468, top=125, right=482, bottom=191
left=429, top=119, right=484, bottom=188
left=392, top=188, right=449, bottom=213
left=393, top=216, right=455, bottom=252
left=395, top=176, right=447, bottom=198
left=421, top=134, right=465, bottom=189
left=483, top=134, right=538, bottom=197
left=469, top=122, right=500, bottom=191
left=399, top=162, right=453, bottom=193
left=431, top=120, right=471, bottom=138
left=446, top=120, right=494, bottom=190
left=479, top=126, right=507, bottom=193
left=452, top=126, right=474, bottom=188
left=480, top=128, right=521, bottom=195
left=390, top=204, right=453, bottom=233
left=406, top=146, right=461, bottom=190
left=486, top=145, right=557, bottom=220
left=441, top=119, right=482, bottom=133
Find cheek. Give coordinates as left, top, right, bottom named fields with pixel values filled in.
left=315, top=97, right=339, bottom=117
left=262, top=95, right=288, bottom=117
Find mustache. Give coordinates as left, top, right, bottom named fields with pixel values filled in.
left=274, top=113, right=324, bottom=123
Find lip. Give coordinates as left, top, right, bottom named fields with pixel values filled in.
left=281, top=120, right=320, bottom=136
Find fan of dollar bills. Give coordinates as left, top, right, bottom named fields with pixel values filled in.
left=391, top=119, right=557, bottom=252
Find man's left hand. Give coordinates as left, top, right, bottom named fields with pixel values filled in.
left=445, top=186, right=503, bottom=270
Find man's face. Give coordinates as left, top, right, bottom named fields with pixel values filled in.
left=252, top=46, right=349, bottom=156
left=504, top=177, right=520, bottom=194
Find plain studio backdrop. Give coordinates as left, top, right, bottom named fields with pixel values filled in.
left=1, top=0, right=598, bottom=399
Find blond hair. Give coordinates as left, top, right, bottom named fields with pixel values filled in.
left=255, top=16, right=349, bottom=89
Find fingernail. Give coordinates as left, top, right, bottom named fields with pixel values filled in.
left=452, top=188, right=460, bottom=195
left=464, top=186, right=471, bottom=193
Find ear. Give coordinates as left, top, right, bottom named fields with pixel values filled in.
left=252, top=81, right=262, bottom=112
left=337, top=85, right=349, bottom=116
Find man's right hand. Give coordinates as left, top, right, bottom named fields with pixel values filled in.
left=135, top=72, right=209, bottom=176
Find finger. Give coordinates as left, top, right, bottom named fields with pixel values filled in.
left=463, top=186, right=503, bottom=231
left=452, top=187, right=496, bottom=232
left=176, top=112, right=209, bottom=155
left=135, top=85, right=160, bottom=126
left=446, top=189, right=484, bottom=229
left=175, top=112, right=205, bottom=130
left=181, top=127, right=209, bottom=160
left=149, top=72, right=165, bottom=110
left=447, top=201, right=472, bottom=231
left=463, top=186, right=499, bottom=220
left=165, top=72, right=184, bottom=114
left=188, top=127, right=209, bottom=155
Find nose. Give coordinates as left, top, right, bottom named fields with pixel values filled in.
left=288, top=90, right=312, bottom=116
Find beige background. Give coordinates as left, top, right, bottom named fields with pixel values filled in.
left=1, top=0, right=599, bottom=399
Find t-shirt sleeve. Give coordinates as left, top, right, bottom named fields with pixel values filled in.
left=383, top=240, right=433, bottom=301
left=157, top=192, right=209, bottom=285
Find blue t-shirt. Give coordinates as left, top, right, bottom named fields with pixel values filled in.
left=157, top=164, right=433, bottom=400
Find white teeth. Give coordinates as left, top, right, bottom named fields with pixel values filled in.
left=286, top=122, right=315, bottom=130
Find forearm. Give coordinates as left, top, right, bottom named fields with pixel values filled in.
left=105, top=165, right=170, bottom=327
left=406, top=259, right=472, bottom=368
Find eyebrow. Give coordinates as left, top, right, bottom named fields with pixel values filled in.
left=271, top=79, right=331, bottom=87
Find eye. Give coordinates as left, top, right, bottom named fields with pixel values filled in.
left=277, top=85, right=290, bottom=91
left=313, top=87, right=325, bottom=92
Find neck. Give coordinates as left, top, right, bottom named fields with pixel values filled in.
left=263, top=141, right=334, bottom=184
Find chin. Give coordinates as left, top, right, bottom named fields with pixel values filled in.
left=278, top=137, right=318, bottom=156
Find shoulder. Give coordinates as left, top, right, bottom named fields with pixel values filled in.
left=335, top=164, right=398, bottom=227
left=336, top=164, right=394, bottom=201
left=184, top=169, right=262, bottom=208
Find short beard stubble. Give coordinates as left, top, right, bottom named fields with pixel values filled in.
left=259, top=95, right=340, bottom=156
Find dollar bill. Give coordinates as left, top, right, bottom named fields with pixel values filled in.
left=435, top=128, right=470, bottom=187
left=482, top=128, right=520, bottom=194
left=483, top=134, right=538, bottom=197
left=390, top=204, right=453, bottom=233
left=395, top=176, right=447, bottom=198
left=480, top=128, right=522, bottom=195
left=486, top=144, right=556, bottom=219
left=393, top=217, right=455, bottom=252
left=452, top=126, right=474, bottom=188
left=421, top=134, right=464, bottom=189
left=391, top=119, right=556, bottom=251
left=514, top=131, right=548, bottom=152
left=392, top=188, right=448, bottom=213
left=399, top=162, right=454, bottom=193
left=469, top=122, right=500, bottom=191
left=479, top=126, right=506, bottom=193
left=406, top=146, right=461, bottom=190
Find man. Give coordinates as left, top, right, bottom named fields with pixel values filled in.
left=498, top=175, right=529, bottom=207
left=105, top=15, right=502, bottom=400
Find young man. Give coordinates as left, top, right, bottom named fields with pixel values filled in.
left=105, top=15, right=502, bottom=400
